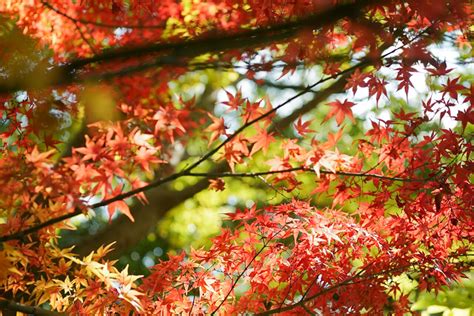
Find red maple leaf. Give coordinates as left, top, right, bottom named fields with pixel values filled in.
left=294, top=117, right=315, bottom=137
left=442, top=77, right=465, bottom=100
left=462, top=84, right=473, bottom=105
left=205, top=113, right=227, bottom=145
left=455, top=108, right=474, bottom=131
left=345, top=68, right=369, bottom=94
left=427, top=61, right=452, bottom=76
left=209, top=178, right=225, bottom=191
left=248, top=126, right=275, bottom=156
left=324, top=99, right=356, bottom=125
left=107, top=199, right=134, bottom=222
left=222, top=89, right=243, bottom=112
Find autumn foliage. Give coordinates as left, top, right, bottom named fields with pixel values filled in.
left=0, top=0, right=473, bottom=315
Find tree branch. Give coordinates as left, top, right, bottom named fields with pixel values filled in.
left=40, top=0, right=166, bottom=29
left=0, top=0, right=378, bottom=93
left=187, top=168, right=425, bottom=182
left=255, top=264, right=415, bottom=315
left=0, top=299, right=66, bottom=316
left=210, top=240, right=269, bottom=315
left=73, top=60, right=304, bottom=85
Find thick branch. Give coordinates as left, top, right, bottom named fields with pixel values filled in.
left=0, top=0, right=377, bottom=93
left=0, top=300, right=65, bottom=316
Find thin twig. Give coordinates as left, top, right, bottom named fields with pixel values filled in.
left=186, top=168, right=426, bottom=182
left=255, top=264, right=416, bottom=315
left=210, top=225, right=287, bottom=315
left=210, top=241, right=269, bottom=315
left=40, top=0, right=166, bottom=29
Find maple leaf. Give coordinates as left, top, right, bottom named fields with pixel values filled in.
left=106, top=188, right=134, bottom=222
left=74, top=135, right=107, bottom=161
left=322, top=128, right=344, bottom=149
left=442, top=77, right=465, bottom=100
left=294, top=117, right=315, bottom=137
left=134, top=147, right=164, bottom=172
left=205, top=113, right=227, bottom=146
left=208, top=178, right=225, bottom=191
left=222, top=89, right=243, bottom=111
left=132, top=130, right=154, bottom=149
left=248, top=126, right=275, bottom=155
left=107, top=200, right=133, bottom=222
left=311, top=150, right=352, bottom=178
left=242, top=99, right=272, bottom=123
left=427, top=61, right=452, bottom=76
left=324, top=99, right=356, bottom=125
left=220, top=136, right=249, bottom=172
left=367, top=76, right=387, bottom=103
left=462, top=84, right=473, bottom=105
left=345, top=68, right=369, bottom=94
left=25, top=146, right=55, bottom=164
left=266, top=157, right=291, bottom=172
left=42, top=134, right=61, bottom=149
left=455, top=108, right=474, bottom=131
left=396, top=65, right=416, bottom=95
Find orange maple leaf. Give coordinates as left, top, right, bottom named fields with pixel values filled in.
left=324, top=99, right=356, bottom=125
left=209, top=178, right=225, bottom=191
left=206, top=113, right=227, bottom=146
left=108, top=200, right=134, bottom=222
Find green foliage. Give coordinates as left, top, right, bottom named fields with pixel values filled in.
left=412, top=272, right=474, bottom=316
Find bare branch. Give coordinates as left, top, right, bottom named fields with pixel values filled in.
left=187, top=168, right=425, bottom=182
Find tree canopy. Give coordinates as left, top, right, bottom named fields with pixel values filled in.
left=0, top=0, right=473, bottom=314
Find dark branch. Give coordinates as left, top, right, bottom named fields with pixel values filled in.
left=75, top=60, right=305, bottom=85
left=187, top=168, right=425, bottom=182
left=0, top=300, right=66, bottom=316
left=0, top=0, right=377, bottom=93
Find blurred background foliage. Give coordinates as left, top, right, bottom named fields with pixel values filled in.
left=1, top=15, right=471, bottom=313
